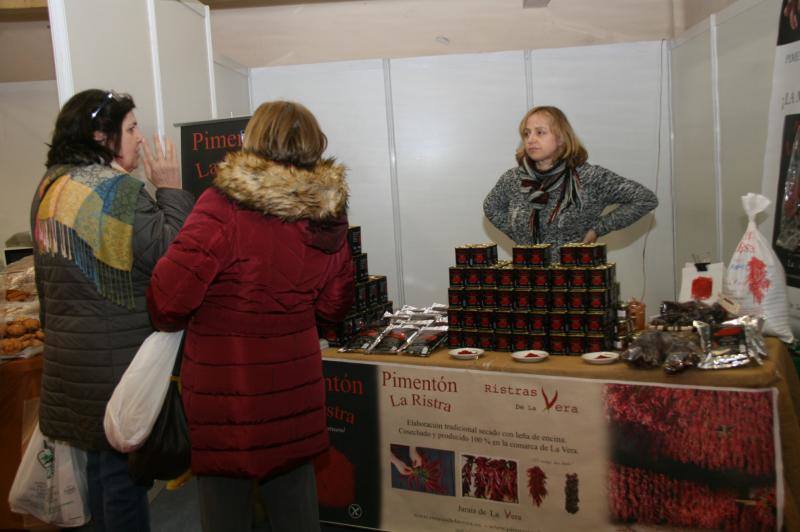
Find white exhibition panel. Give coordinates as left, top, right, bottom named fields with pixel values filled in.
left=530, top=41, right=674, bottom=312
left=63, top=0, right=159, bottom=156
left=671, top=29, right=718, bottom=270
left=249, top=60, right=400, bottom=304
left=390, top=51, right=527, bottom=306
left=0, top=81, right=59, bottom=260
left=155, top=0, right=214, bottom=154
left=716, top=0, right=778, bottom=262
left=214, top=59, right=250, bottom=119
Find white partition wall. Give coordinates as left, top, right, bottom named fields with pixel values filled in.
left=249, top=60, right=400, bottom=304
left=530, top=41, right=673, bottom=310
left=0, top=81, right=59, bottom=260
left=250, top=42, right=673, bottom=311
left=671, top=26, right=717, bottom=270
left=48, top=0, right=216, bottom=174
left=390, top=51, right=528, bottom=306
left=214, top=56, right=250, bottom=119
left=671, top=0, right=779, bottom=282
left=716, top=0, right=778, bottom=259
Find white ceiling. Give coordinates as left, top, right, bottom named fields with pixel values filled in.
left=0, top=0, right=736, bottom=83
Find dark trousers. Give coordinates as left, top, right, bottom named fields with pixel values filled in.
left=86, top=449, right=150, bottom=532
left=197, top=461, right=320, bottom=532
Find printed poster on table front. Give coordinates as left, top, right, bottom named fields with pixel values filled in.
left=316, top=360, right=782, bottom=531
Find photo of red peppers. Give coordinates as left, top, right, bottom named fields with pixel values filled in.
left=605, top=384, right=777, bottom=529
left=390, top=444, right=455, bottom=496
left=526, top=466, right=547, bottom=507
left=461, top=454, right=518, bottom=503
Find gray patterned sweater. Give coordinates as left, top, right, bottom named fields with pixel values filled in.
left=483, top=163, right=658, bottom=258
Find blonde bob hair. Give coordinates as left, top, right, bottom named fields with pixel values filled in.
left=243, top=101, right=327, bottom=169
left=515, top=106, right=588, bottom=168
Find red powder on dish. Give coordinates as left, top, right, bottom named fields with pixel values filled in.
left=458, top=349, right=474, bottom=354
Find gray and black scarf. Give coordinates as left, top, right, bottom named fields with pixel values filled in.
left=519, top=158, right=582, bottom=242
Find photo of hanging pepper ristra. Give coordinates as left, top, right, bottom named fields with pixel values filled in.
left=527, top=466, right=547, bottom=507
left=461, top=455, right=518, bottom=503
left=405, top=451, right=446, bottom=495
left=609, top=463, right=776, bottom=530
left=604, top=385, right=777, bottom=529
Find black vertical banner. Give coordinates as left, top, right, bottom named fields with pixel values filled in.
left=772, top=113, right=800, bottom=287
left=178, top=116, right=251, bottom=198
left=316, top=360, right=382, bottom=529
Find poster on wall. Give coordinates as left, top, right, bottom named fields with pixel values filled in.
left=178, top=116, right=250, bottom=197
left=763, top=0, right=800, bottom=329
left=316, top=360, right=782, bottom=531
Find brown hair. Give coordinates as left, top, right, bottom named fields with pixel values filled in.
left=515, top=106, right=588, bottom=168
left=243, top=101, right=327, bottom=169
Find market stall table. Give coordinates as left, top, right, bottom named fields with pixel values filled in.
left=323, top=337, right=800, bottom=530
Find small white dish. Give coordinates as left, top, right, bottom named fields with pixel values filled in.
left=512, top=350, right=549, bottom=363
left=449, top=348, right=484, bottom=360
left=582, top=351, right=619, bottom=365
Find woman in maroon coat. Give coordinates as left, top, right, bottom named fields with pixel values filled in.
left=147, top=101, right=354, bottom=532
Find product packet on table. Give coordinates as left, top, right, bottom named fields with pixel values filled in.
left=400, top=325, right=448, bottom=357
left=338, top=327, right=385, bottom=353
left=695, top=316, right=766, bottom=370
left=369, top=320, right=432, bottom=354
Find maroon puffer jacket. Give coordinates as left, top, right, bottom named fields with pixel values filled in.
left=147, top=151, right=354, bottom=478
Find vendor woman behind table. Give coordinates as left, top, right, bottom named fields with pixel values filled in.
left=483, top=106, right=658, bottom=258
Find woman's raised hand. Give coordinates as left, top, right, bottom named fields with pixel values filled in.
left=142, top=134, right=181, bottom=189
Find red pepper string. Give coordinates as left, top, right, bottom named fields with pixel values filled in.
left=609, top=463, right=776, bottom=530
left=527, top=466, right=547, bottom=507
left=463, top=457, right=518, bottom=502
left=604, top=385, right=774, bottom=476
left=405, top=450, right=446, bottom=494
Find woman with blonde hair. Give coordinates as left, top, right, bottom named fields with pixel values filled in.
left=483, top=106, right=657, bottom=259
left=147, top=101, right=354, bottom=531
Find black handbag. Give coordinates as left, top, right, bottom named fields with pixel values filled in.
left=128, top=340, right=191, bottom=485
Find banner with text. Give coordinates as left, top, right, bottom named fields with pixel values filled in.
left=316, top=361, right=782, bottom=531
left=179, top=116, right=250, bottom=198
left=764, top=1, right=800, bottom=331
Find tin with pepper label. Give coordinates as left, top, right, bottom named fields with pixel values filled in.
left=588, top=289, right=612, bottom=310
left=530, top=290, right=549, bottom=310
left=549, top=334, right=568, bottom=355
left=496, top=288, right=515, bottom=309
left=447, top=329, right=463, bottom=348
left=511, top=333, right=531, bottom=352
left=567, top=334, right=586, bottom=355
left=531, top=268, right=550, bottom=288
left=514, top=268, right=533, bottom=288
left=464, top=288, right=482, bottom=308
left=514, top=290, right=532, bottom=310
left=448, top=288, right=463, bottom=307
left=566, top=312, right=586, bottom=333
left=528, top=311, right=548, bottom=333
left=481, top=288, right=498, bottom=308
left=550, top=267, right=569, bottom=288
left=511, top=311, right=529, bottom=331
left=569, top=268, right=588, bottom=288
left=462, top=308, right=479, bottom=328
left=550, top=289, right=568, bottom=310
left=529, top=334, right=548, bottom=351
left=494, top=310, right=513, bottom=331
left=494, top=331, right=512, bottom=351
left=548, top=311, right=567, bottom=332
left=477, top=310, right=494, bottom=329
left=448, top=308, right=462, bottom=327
left=568, top=289, right=588, bottom=310
left=477, top=329, right=495, bottom=350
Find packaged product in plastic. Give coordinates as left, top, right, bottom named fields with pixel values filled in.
left=401, top=326, right=448, bottom=356
left=725, top=193, right=793, bottom=342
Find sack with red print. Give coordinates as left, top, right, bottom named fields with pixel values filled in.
left=725, top=193, right=793, bottom=342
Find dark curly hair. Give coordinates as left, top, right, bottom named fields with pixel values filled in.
left=46, top=89, right=136, bottom=167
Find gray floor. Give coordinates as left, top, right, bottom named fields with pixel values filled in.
left=70, top=477, right=358, bottom=531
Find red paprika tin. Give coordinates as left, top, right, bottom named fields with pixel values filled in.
left=477, top=329, right=495, bottom=350
left=548, top=311, right=567, bottom=332
left=461, top=308, right=478, bottom=328
left=494, top=332, right=512, bottom=351
left=567, top=334, right=586, bottom=355
left=514, top=268, right=533, bottom=288
left=449, top=267, right=466, bottom=287
left=514, top=290, right=531, bottom=310
left=569, top=268, right=588, bottom=288
left=496, top=288, right=515, bottom=309
left=530, top=290, right=549, bottom=310
left=447, top=329, right=463, bottom=348
left=550, top=266, right=569, bottom=288
left=528, top=311, right=548, bottom=333
left=588, top=263, right=616, bottom=288
left=586, top=311, right=613, bottom=333
left=511, top=333, right=531, bottom=351
left=448, top=308, right=462, bottom=327
left=511, top=311, right=529, bottom=331
left=448, top=288, right=464, bottom=307
left=477, top=310, right=494, bottom=329
left=494, top=310, right=512, bottom=331
left=482, top=267, right=499, bottom=287
left=568, top=289, right=588, bottom=310
left=550, top=289, right=568, bottom=310
left=481, top=288, right=498, bottom=308
left=461, top=328, right=479, bottom=348
left=559, top=244, right=580, bottom=266
left=531, top=268, right=550, bottom=288
left=464, top=288, right=482, bottom=308
left=586, top=333, right=612, bottom=353
left=497, top=267, right=515, bottom=288
left=566, top=312, right=586, bottom=333
left=549, top=334, right=568, bottom=355
left=529, top=334, right=548, bottom=351
left=588, top=289, right=612, bottom=310
left=455, top=246, right=471, bottom=266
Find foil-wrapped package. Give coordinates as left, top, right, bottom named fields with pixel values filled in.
left=621, top=330, right=670, bottom=368
left=695, top=316, right=766, bottom=370
left=663, top=337, right=704, bottom=374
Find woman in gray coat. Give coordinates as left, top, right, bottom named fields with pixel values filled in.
left=483, top=106, right=657, bottom=260
left=30, top=89, right=194, bottom=532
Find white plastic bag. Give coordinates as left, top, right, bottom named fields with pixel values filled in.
left=104, top=330, right=183, bottom=453
left=725, top=194, right=794, bottom=342
left=8, top=424, right=90, bottom=527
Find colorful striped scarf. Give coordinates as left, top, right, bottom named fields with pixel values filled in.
left=34, top=164, right=144, bottom=308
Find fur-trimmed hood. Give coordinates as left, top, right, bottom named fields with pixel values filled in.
left=213, top=150, right=348, bottom=221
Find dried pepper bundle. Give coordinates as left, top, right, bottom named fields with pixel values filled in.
left=526, top=466, right=547, bottom=507
left=462, top=456, right=518, bottom=503
left=405, top=451, right=446, bottom=494
left=564, top=473, right=579, bottom=514
left=604, top=385, right=774, bottom=476
left=608, top=463, right=776, bottom=530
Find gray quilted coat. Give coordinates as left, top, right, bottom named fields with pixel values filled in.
left=30, top=164, right=194, bottom=451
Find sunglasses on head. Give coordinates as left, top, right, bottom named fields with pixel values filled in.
left=90, top=90, right=122, bottom=120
